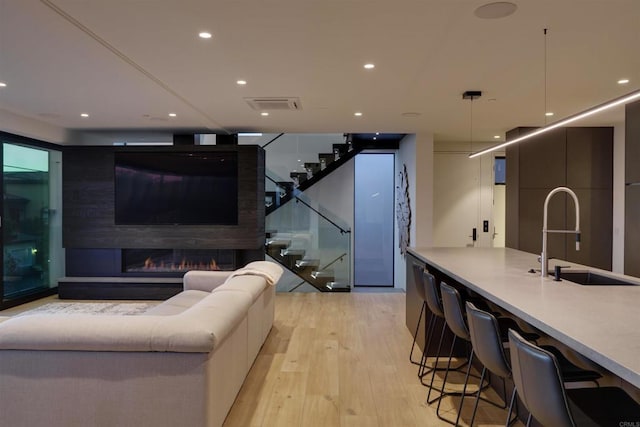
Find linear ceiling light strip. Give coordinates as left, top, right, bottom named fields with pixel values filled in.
left=469, top=89, right=640, bottom=158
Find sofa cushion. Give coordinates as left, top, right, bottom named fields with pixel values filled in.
left=145, top=290, right=210, bottom=316
left=223, top=261, right=283, bottom=286
left=213, top=275, right=266, bottom=302
left=181, top=290, right=252, bottom=348
left=183, top=270, right=233, bottom=292
left=0, top=289, right=253, bottom=353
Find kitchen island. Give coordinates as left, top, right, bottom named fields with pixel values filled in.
left=406, top=247, right=640, bottom=390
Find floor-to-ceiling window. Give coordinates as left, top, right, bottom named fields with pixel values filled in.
left=354, top=153, right=394, bottom=287
left=1, top=135, right=62, bottom=307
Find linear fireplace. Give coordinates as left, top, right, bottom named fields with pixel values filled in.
left=122, top=249, right=236, bottom=274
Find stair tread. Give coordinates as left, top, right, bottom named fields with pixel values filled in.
left=311, top=270, right=334, bottom=279
left=281, top=248, right=306, bottom=256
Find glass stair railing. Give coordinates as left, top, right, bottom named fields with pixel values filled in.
left=265, top=176, right=351, bottom=292
left=239, top=133, right=356, bottom=292
left=259, top=133, right=357, bottom=213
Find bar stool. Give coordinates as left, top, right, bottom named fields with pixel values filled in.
left=465, top=301, right=521, bottom=426
left=509, top=329, right=640, bottom=427
left=421, top=272, right=469, bottom=402
left=465, top=302, right=604, bottom=426
left=436, top=282, right=503, bottom=426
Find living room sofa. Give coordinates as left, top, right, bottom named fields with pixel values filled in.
left=0, top=260, right=282, bottom=427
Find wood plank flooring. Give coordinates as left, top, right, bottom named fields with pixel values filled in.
left=224, top=292, right=519, bottom=427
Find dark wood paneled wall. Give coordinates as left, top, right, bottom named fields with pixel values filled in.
left=506, top=127, right=613, bottom=270
left=63, top=145, right=265, bottom=250
left=625, top=100, right=640, bottom=277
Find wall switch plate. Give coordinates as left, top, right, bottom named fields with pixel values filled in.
left=483, top=220, right=489, bottom=232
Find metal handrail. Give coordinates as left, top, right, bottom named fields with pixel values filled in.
left=266, top=175, right=350, bottom=234
left=260, top=133, right=285, bottom=149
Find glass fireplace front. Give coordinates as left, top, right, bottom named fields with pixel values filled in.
left=122, top=249, right=236, bottom=274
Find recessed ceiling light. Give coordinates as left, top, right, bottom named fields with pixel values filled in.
left=237, top=80, right=247, bottom=85
left=354, top=112, right=363, bottom=117
left=494, top=135, right=501, bottom=139
left=80, top=113, right=89, bottom=118
left=168, top=113, right=177, bottom=117
left=364, top=63, right=375, bottom=69
left=618, top=79, right=630, bottom=85
left=261, top=112, right=269, bottom=116
left=198, top=32, right=212, bottom=39
left=376, top=132, right=380, bottom=135
left=474, top=2, right=518, bottom=19
left=0, top=82, right=6, bottom=88
left=545, top=112, right=554, bottom=117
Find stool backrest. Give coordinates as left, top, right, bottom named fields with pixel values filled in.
left=423, top=271, right=444, bottom=318
left=440, top=282, right=470, bottom=341
left=465, top=302, right=511, bottom=379
left=412, top=264, right=427, bottom=302
left=508, top=329, right=575, bottom=427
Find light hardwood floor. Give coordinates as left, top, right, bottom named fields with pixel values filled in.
left=224, top=292, right=519, bottom=427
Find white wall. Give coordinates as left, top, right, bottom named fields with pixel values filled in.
left=612, top=123, right=625, bottom=273
left=0, top=108, right=66, bottom=144
left=433, top=141, right=503, bottom=248
left=394, top=133, right=434, bottom=290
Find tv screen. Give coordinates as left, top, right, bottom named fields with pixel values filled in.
left=114, top=151, right=238, bottom=225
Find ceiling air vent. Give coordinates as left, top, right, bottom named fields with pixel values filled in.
left=245, top=97, right=302, bottom=111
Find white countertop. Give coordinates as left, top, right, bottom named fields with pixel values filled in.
left=408, top=247, right=640, bottom=389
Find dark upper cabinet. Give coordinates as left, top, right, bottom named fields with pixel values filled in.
left=625, top=100, right=640, bottom=277
left=625, top=100, right=640, bottom=184
left=506, top=126, right=613, bottom=271
left=518, top=188, right=567, bottom=259
left=625, top=186, right=640, bottom=277
left=566, top=127, right=613, bottom=189
left=519, top=128, right=567, bottom=189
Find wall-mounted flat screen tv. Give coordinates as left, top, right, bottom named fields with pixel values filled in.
left=114, top=151, right=238, bottom=225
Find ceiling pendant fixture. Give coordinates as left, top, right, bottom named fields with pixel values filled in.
left=469, top=27, right=640, bottom=159
left=463, top=90, right=482, bottom=151
left=469, top=89, right=640, bottom=158
left=543, top=29, right=552, bottom=123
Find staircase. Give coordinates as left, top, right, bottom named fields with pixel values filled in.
left=260, top=133, right=355, bottom=292
left=264, top=202, right=351, bottom=292
left=264, top=134, right=358, bottom=215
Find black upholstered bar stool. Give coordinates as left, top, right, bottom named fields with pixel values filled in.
left=465, top=301, right=517, bottom=426
left=420, top=272, right=470, bottom=402
left=465, top=302, right=604, bottom=426
left=509, top=329, right=640, bottom=427
left=435, top=282, right=504, bottom=426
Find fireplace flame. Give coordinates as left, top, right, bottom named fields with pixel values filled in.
left=137, top=256, right=221, bottom=272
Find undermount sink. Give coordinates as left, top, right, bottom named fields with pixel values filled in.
left=558, top=271, right=639, bottom=286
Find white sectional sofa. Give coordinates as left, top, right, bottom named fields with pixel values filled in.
left=0, top=261, right=282, bottom=427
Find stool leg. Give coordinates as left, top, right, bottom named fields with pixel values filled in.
left=435, top=335, right=458, bottom=419
left=410, top=302, right=426, bottom=365
left=426, top=320, right=448, bottom=404
left=469, top=365, right=487, bottom=427
left=453, top=349, right=475, bottom=426
left=418, top=311, right=436, bottom=379
left=506, top=387, right=518, bottom=426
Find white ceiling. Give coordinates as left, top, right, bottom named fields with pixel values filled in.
left=0, top=0, right=638, bottom=144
